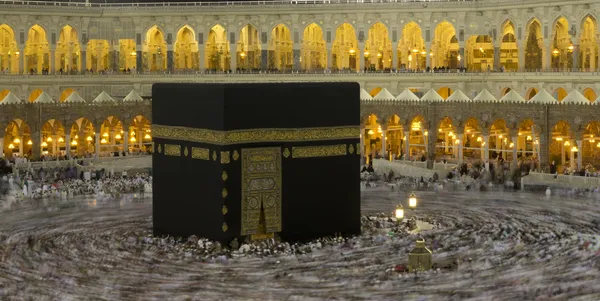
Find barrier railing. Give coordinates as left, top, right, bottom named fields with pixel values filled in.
left=13, top=155, right=151, bottom=171
left=521, top=172, right=600, bottom=189
left=373, top=159, right=437, bottom=179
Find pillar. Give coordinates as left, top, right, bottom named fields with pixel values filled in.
left=95, top=132, right=100, bottom=158
left=18, top=46, right=24, bottom=74
left=569, top=140, right=575, bottom=170
left=32, top=131, right=41, bottom=160
left=381, top=126, right=387, bottom=159
left=483, top=135, right=490, bottom=162
left=327, top=44, right=332, bottom=69
left=425, top=42, right=431, bottom=69
left=112, top=45, right=119, bottom=71
left=539, top=130, right=549, bottom=166
left=0, top=138, right=3, bottom=157
left=576, top=140, right=582, bottom=170
left=518, top=40, right=525, bottom=71
left=65, top=133, right=71, bottom=158
left=511, top=135, right=518, bottom=168
left=392, top=43, right=398, bottom=69
left=138, top=130, right=143, bottom=149
left=359, top=42, right=365, bottom=71
left=458, top=46, right=465, bottom=69
left=543, top=43, right=551, bottom=71
left=292, top=48, right=300, bottom=71
left=80, top=47, right=87, bottom=72
left=572, top=44, right=580, bottom=71
left=136, top=45, right=143, bottom=73
left=404, top=130, right=410, bottom=160
left=167, top=45, right=174, bottom=73
left=597, top=43, right=600, bottom=72
left=458, top=133, right=464, bottom=164
left=493, top=46, right=500, bottom=71
left=198, top=45, right=204, bottom=71
left=261, top=44, right=268, bottom=70
left=50, top=46, right=56, bottom=73
left=52, top=134, right=58, bottom=155
left=124, top=131, right=129, bottom=154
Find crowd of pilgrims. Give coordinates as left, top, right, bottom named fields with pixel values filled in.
left=0, top=158, right=151, bottom=200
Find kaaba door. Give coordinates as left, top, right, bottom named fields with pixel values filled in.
left=240, top=147, right=283, bottom=240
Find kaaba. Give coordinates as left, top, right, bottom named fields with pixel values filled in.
left=152, top=82, right=361, bottom=244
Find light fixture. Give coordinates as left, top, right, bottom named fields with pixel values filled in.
left=240, top=52, right=246, bottom=58
left=349, top=49, right=355, bottom=54
left=41, top=141, right=48, bottom=147
left=13, top=138, right=20, bottom=144
left=509, top=142, right=514, bottom=148
left=527, top=135, right=532, bottom=141
left=597, top=142, right=600, bottom=148
left=571, top=146, right=578, bottom=152
left=457, top=54, right=461, bottom=61
left=100, top=138, right=107, bottom=144
left=144, top=133, right=151, bottom=139
left=75, top=135, right=79, bottom=139
left=408, top=55, right=412, bottom=61
left=438, top=128, right=442, bottom=132
left=395, top=204, right=404, bottom=221
left=115, top=134, right=122, bottom=139
left=58, top=137, right=64, bottom=143
left=8, top=144, right=14, bottom=149
left=130, top=51, right=137, bottom=56
left=568, top=44, right=574, bottom=51
left=102, top=132, right=109, bottom=137
left=86, top=136, right=93, bottom=142
left=367, top=129, right=374, bottom=135
left=429, top=51, right=433, bottom=57
left=71, top=140, right=78, bottom=146
left=412, top=47, right=418, bottom=53
left=479, top=47, right=484, bottom=53
left=499, top=134, right=503, bottom=139
left=518, top=132, right=522, bottom=136
left=420, top=50, right=426, bottom=55
left=477, top=137, right=483, bottom=142
left=130, top=136, right=137, bottom=142
left=455, top=139, right=460, bottom=144
left=15, top=51, right=19, bottom=55
left=564, top=141, right=570, bottom=146
left=364, top=51, right=370, bottom=56
left=27, top=140, right=32, bottom=145
left=556, top=137, right=563, bottom=141
left=591, top=139, right=596, bottom=143
left=552, top=48, right=560, bottom=55
left=408, top=192, right=417, bottom=209
left=424, top=131, right=428, bottom=136
left=377, top=126, right=382, bottom=133
left=46, top=137, right=52, bottom=142
left=377, top=52, right=382, bottom=58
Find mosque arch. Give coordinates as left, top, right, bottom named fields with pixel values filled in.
left=174, top=25, right=199, bottom=71
left=128, top=115, right=153, bottom=153
left=398, top=22, right=425, bottom=70
left=550, top=120, right=574, bottom=171
left=70, top=117, right=96, bottom=156
left=582, top=88, right=597, bottom=102
left=462, top=117, right=483, bottom=160
left=516, top=119, right=540, bottom=159
left=118, top=39, right=137, bottom=71
left=582, top=121, right=600, bottom=168
left=501, top=87, right=512, bottom=97
left=364, top=22, right=392, bottom=71
left=436, top=117, right=458, bottom=159
left=24, top=24, right=50, bottom=74
left=579, top=15, right=599, bottom=70
left=332, top=23, right=358, bottom=71
left=524, top=18, right=544, bottom=71
left=40, top=119, right=66, bottom=156
left=432, top=21, right=459, bottom=69
left=205, top=24, right=230, bottom=71
left=55, top=25, right=81, bottom=73
left=0, top=24, right=19, bottom=74
left=369, top=87, right=383, bottom=97
left=99, top=116, right=125, bottom=153
left=0, top=89, right=10, bottom=102
left=28, top=88, right=44, bottom=103
left=301, top=23, right=326, bottom=70
left=4, top=119, right=32, bottom=159
left=525, top=88, right=538, bottom=100
left=268, top=24, right=293, bottom=70
left=489, top=119, right=513, bottom=160
left=59, top=88, right=75, bottom=102
left=554, top=87, right=568, bottom=101
left=499, top=20, right=519, bottom=71
left=466, top=35, right=494, bottom=71
left=550, top=17, right=573, bottom=71
left=87, top=39, right=110, bottom=72
left=437, top=87, right=453, bottom=100
left=144, top=25, right=167, bottom=71
left=236, top=24, right=261, bottom=71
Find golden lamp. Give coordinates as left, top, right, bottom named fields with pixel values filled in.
left=395, top=204, right=404, bottom=221
left=71, top=140, right=78, bottom=146
left=27, top=140, right=32, bottom=145
left=408, top=192, right=417, bottom=209
left=86, top=136, right=93, bottom=142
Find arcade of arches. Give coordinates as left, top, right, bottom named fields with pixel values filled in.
left=362, top=114, right=600, bottom=172
left=1, top=19, right=598, bottom=73
left=1, top=116, right=152, bottom=159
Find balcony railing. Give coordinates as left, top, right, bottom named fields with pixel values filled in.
left=2, top=69, right=600, bottom=79
left=0, top=0, right=568, bottom=9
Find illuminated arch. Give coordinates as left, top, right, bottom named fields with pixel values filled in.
left=432, top=21, right=459, bottom=69
left=500, top=20, right=519, bottom=71
left=174, top=25, right=199, bottom=70
left=332, top=23, right=358, bottom=71
left=55, top=25, right=81, bottom=72
left=24, top=24, right=50, bottom=74
left=236, top=24, right=261, bottom=70
left=524, top=18, right=544, bottom=71
left=145, top=25, right=168, bottom=71
left=554, top=87, right=568, bottom=101
left=4, top=119, right=32, bottom=159
left=128, top=115, right=153, bottom=153
left=550, top=17, right=573, bottom=70
left=70, top=117, right=96, bottom=156
left=579, top=15, right=599, bottom=70
left=268, top=24, right=293, bottom=70
left=301, top=23, right=326, bottom=70
left=204, top=24, right=230, bottom=71
left=40, top=119, right=66, bottom=156
left=364, top=22, right=392, bottom=71
left=398, top=22, right=425, bottom=70
left=28, top=88, right=43, bottom=103
left=0, top=24, right=19, bottom=74
left=525, top=88, right=539, bottom=100
left=466, top=35, right=494, bottom=71
left=583, top=88, right=597, bottom=102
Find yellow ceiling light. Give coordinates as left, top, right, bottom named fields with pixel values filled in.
left=71, top=140, right=78, bottom=146
left=13, top=138, right=20, bottom=144
left=509, top=142, right=514, bottom=148
left=27, top=140, right=32, bottom=145
left=115, top=134, right=122, bottom=139
left=377, top=53, right=382, bottom=58
left=8, top=144, right=14, bottom=149
left=74, top=135, right=79, bottom=139
left=102, top=132, right=109, bottom=137
left=240, top=52, right=246, bottom=58
left=41, top=141, right=48, bottom=147
left=58, top=137, right=64, bottom=143
left=367, top=129, right=374, bottom=135
left=364, top=51, right=370, bottom=56
left=86, top=136, right=93, bottom=142
left=46, top=137, right=52, bottom=142
left=144, top=134, right=151, bottom=139
left=130, top=136, right=137, bottom=142
left=349, top=49, right=355, bottom=54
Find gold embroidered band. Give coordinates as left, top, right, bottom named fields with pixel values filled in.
left=152, top=125, right=359, bottom=145
left=292, top=144, right=348, bottom=158
left=164, top=144, right=181, bottom=156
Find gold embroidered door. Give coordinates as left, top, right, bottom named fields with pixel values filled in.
left=240, top=147, right=282, bottom=238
